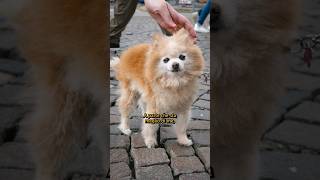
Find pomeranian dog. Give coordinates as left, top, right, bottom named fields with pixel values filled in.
left=111, top=29, right=204, bottom=148
left=212, top=0, right=299, bottom=179
left=1, top=0, right=108, bottom=180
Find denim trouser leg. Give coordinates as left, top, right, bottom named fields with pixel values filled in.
left=197, top=0, right=212, bottom=25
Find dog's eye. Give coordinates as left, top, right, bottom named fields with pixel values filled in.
left=179, top=54, right=186, bottom=60
left=163, top=57, right=170, bottom=63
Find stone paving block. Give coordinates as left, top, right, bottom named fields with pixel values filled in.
left=0, top=58, right=27, bottom=76
left=110, top=106, right=120, bottom=116
left=160, top=126, right=176, bottom=143
left=285, top=72, right=320, bottom=91
left=189, top=131, right=210, bottom=147
left=0, top=72, right=13, bottom=85
left=171, top=156, right=205, bottom=176
left=195, top=147, right=210, bottom=172
left=265, top=120, right=320, bottom=150
left=193, top=100, right=210, bottom=109
left=110, top=135, right=130, bottom=150
left=69, top=142, right=107, bottom=176
left=164, top=140, right=195, bottom=158
left=131, top=148, right=170, bottom=167
left=0, top=169, right=34, bottom=180
left=72, top=174, right=107, bottom=180
left=278, top=90, right=311, bottom=109
left=285, top=101, right=320, bottom=123
left=0, top=85, right=26, bottom=105
left=260, top=151, right=320, bottom=180
left=110, top=149, right=129, bottom=164
left=179, top=172, right=210, bottom=180
left=110, top=162, right=131, bottom=179
left=191, top=108, right=210, bottom=120
left=130, top=116, right=141, bottom=130
left=0, top=107, right=28, bottom=138
left=187, top=121, right=210, bottom=131
left=131, top=133, right=146, bottom=148
left=292, top=60, right=320, bottom=76
left=0, top=30, right=16, bottom=50
left=135, top=164, right=173, bottom=180
left=110, top=115, right=120, bottom=124
left=199, top=93, right=210, bottom=101
left=0, top=142, right=34, bottom=169
left=110, top=124, right=122, bottom=135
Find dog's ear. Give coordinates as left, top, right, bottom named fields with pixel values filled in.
left=174, top=28, right=193, bottom=45
left=152, top=33, right=163, bottom=47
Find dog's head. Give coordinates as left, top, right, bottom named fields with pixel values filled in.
left=145, top=29, right=204, bottom=88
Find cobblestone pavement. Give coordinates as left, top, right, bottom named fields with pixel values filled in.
left=109, top=6, right=211, bottom=180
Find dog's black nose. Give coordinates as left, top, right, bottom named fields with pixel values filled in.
left=172, top=63, right=180, bottom=72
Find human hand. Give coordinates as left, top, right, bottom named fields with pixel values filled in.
left=144, top=0, right=197, bottom=41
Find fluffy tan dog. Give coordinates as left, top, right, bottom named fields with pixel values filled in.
left=1, top=0, right=108, bottom=179
left=111, top=29, right=204, bottom=148
left=212, top=0, right=299, bottom=179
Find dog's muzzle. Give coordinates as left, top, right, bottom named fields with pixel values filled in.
left=172, top=63, right=180, bottom=72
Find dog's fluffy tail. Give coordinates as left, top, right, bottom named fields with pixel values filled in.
left=0, top=0, right=28, bottom=18
left=110, top=57, right=120, bottom=71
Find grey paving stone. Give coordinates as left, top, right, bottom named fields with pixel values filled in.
left=130, top=116, right=141, bottom=130
left=187, top=121, right=210, bottom=131
left=0, top=72, right=13, bottom=84
left=278, top=90, right=311, bottom=109
left=285, top=101, right=320, bottom=123
left=285, top=72, right=320, bottom=91
left=0, top=58, right=27, bottom=76
left=110, top=135, right=130, bottom=150
left=171, top=156, right=205, bottom=176
left=71, top=174, right=107, bottom=180
left=199, top=93, right=210, bottom=101
left=179, top=173, right=210, bottom=180
left=131, top=148, right=170, bottom=167
left=195, top=147, right=210, bottom=173
left=0, top=85, right=33, bottom=106
left=164, top=140, right=195, bottom=158
left=0, top=107, right=28, bottom=141
left=0, top=169, right=34, bottom=180
left=191, top=108, right=210, bottom=120
left=260, top=151, right=320, bottom=180
left=110, top=115, right=120, bottom=124
left=160, top=126, right=176, bottom=143
left=292, top=60, right=320, bottom=76
left=110, top=162, right=131, bottom=179
left=110, top=149, right=129, bottom=164
left=265, top=120, right=320, bottom=150
left=110, top=106, right=120, bottom=116
left=193, top=100, right=210, bottom=109
left=0, top=142, right=34, bottom=169
left=110, top=124, right=122, bottom=135
left=189, top=131, right=210, bottom=147
left=131, top=133, right=146, bottom=148
left=0, top=30, right=16, bottom=50
left=69, top=142, right=107, bottom=176
left=135, top=164, right=173, bottom=180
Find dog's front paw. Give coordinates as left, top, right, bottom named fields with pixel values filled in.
left=178, top=137, right=193, bottom=146
left=118, top=124, right=132, bottom=136
left=144, top=137, right=158, bottom=148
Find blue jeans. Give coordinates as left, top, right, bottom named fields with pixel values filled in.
left=197, top=0, right=212, bottom=25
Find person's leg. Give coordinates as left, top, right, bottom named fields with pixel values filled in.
left=110, top=0, right=138, bottom=47
left=197, top=0, right=211, bottom=25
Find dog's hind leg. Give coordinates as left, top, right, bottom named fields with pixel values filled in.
left=28, top=75, right=98, bottom=180
left=117, top=82, right=139, bottom=135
